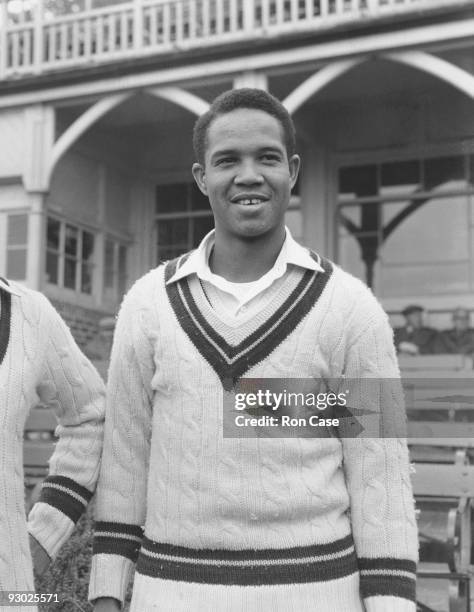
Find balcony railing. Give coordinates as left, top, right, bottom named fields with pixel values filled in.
left=0, top=0, right=466, bottom=79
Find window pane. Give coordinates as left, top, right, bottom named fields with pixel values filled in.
left=47, top=218, right=60, bottom=251
left=118, top=245, right=127, bottom=297
left=381, top=160, right=420, bottom=187
left=424, top=155, right=465, bottom=190
left=190, top=183, right=210, bottom=211
left=81, top=263, right=93, bottom=294
left=6, top=249, right=27, bottom=280
left=158, top=246, right=185, bottom=261
left=192, top=216, right=214, bottom=247
left=7, top=214, right=28, bottom=246
left=65, top=225, right=78, bottom=257
left=156, top=184, right=188, bottom=213
left=339, top=165, right=377, bottom=197
left=158, top=219, right=188, bottom=246
left=64, top=257, right=76, bottom=289
left=104, top=239, right=115, bottom=289
left=82, top=231, right=95, bottom=261
left=46, top=252, right=59, bottom=284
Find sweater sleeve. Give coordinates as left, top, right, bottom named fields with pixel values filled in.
left=339, top=293, right=418, bottom=612
left=88, top=277, right=156, bottom=605
left=27, top=293, right=106, bottom=559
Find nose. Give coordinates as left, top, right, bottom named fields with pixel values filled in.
left=234, top=160, right=264, bottom=185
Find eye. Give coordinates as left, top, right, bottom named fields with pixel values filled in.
left=261, top=153, right=281, bottom=163
left=215, top=157, right=236, bottom=166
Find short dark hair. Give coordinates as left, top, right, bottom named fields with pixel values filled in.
left=193, top=88, right=296, bottom=165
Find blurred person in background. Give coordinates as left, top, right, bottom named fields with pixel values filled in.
left=394, top=304, right=438, bottom=355
left=436, top=307, right=474, bottom=356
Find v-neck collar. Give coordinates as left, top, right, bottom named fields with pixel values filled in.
left=0, top=278, right=12, bottom=365
left=165, top=254, right=333, bottom=390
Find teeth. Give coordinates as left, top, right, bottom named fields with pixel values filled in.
left=237, top=198, right=263, bottom=205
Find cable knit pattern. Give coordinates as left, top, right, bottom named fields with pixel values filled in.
left=89, top=256, right=418, bottom=611
left=0, top=281, right=105, bottom=612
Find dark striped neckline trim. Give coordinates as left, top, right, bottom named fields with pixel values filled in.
left=136, top=534, right=357, bottom=585
left=165, top=252, right=332, bottom=390
left=0, top=277, right=11, bottom=365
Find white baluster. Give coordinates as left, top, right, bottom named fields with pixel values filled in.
left=71, top=19, right=80, bottom=59
left=108, top=14, right=116, bottom=53
left=12, top=31, right=20, bottom=68
left=33, top=0, right=43, bottom=72
left=148, top=6, right=157, bottom=46
left=47, top=26, right=56, bottom=64
left=133, top=0, right=143, bottom=50
left=229, top=0, right=238, bottom=32
left=189, top=0, right=197, bottom=40
left=202, top=0, right=210, bottom=37
left=275, top=0, right=283, bottom=24
left=176, top=0, right=183, bottom=42
left=120, top=10, right=128, bottom=50
left=84, top=16, right=92, bottom=59
left=163, top=2, right=171, bottom=44
left=216, top=0, right=223, bottom=34
left=261, top=0, right=270, bottom=28
left=289, top=0, right=298, bottom=22
left=0, top=0, right=7, bottom=77
left=60, top=23, right=68, bottom=60
left=23, top=29, right=32, bottom=67
left=96, top=14, right=104, bottom=53
left=243, top=0, right=253, bottom=32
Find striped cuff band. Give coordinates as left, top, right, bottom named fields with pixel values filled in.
left=93, top=521, right=144, bottom=562
left=136, top=534, right=358, bottom=585
left=39, top=475, right=93, bottom=523
left=359, top=558, right=417, bottom=602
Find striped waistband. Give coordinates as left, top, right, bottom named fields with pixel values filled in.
left=136, top=534, right=358, bottom=586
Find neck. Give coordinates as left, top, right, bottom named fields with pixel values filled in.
left=210, top=229, right=285, bottom=282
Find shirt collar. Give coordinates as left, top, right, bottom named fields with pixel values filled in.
left=166, top=227, right=323, bottom=285
left=0, top=278, right=20, bottom=296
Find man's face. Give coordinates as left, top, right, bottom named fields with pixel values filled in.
left=453, top=312, right=469, bottom=332
left=192, top=108, right=300, bottom=242
left=405, top=311, right=422, bottom=328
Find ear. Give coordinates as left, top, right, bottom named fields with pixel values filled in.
left=192, top=163, right=208, bottom=196
left=288, top=154, right=301, bottom=189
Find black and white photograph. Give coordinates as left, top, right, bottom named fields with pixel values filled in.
left=0, top=1, right=473, bottom=611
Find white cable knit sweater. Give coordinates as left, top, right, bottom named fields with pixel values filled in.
left=0, top=280, right=105, bottom=612
left=89, top=253, right=418, bottom=612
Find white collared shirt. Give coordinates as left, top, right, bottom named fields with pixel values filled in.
left=166, top=228, right=323, bottom=318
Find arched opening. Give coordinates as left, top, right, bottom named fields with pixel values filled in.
left=273, top=53, right=474, bottom=324
left=46, top=88, right=212, bottom=349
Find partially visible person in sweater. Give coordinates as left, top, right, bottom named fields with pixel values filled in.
left=0, top=278, right=105, bottom=612
left=90, top=89, right=418, bottom=612
left=393, top=304, right=438, bottom=355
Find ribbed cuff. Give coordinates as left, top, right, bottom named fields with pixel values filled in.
left=364, top=596, right=417, bottom=612
left=27, top=502, right=75, bottom=559
left=88, top=553, right=134, bottom=605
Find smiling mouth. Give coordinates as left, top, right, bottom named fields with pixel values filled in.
left=234, top=198, right=267, bottom=206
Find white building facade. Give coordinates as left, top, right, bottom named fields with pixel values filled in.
left=0, top=0, right=473, bottom=349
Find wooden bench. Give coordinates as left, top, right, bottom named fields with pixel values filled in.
left=411, top=463, right=474, bottom=612
left=400, top=357, right=474, bottom=610
left=399, top=354, right=473, bottom=372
